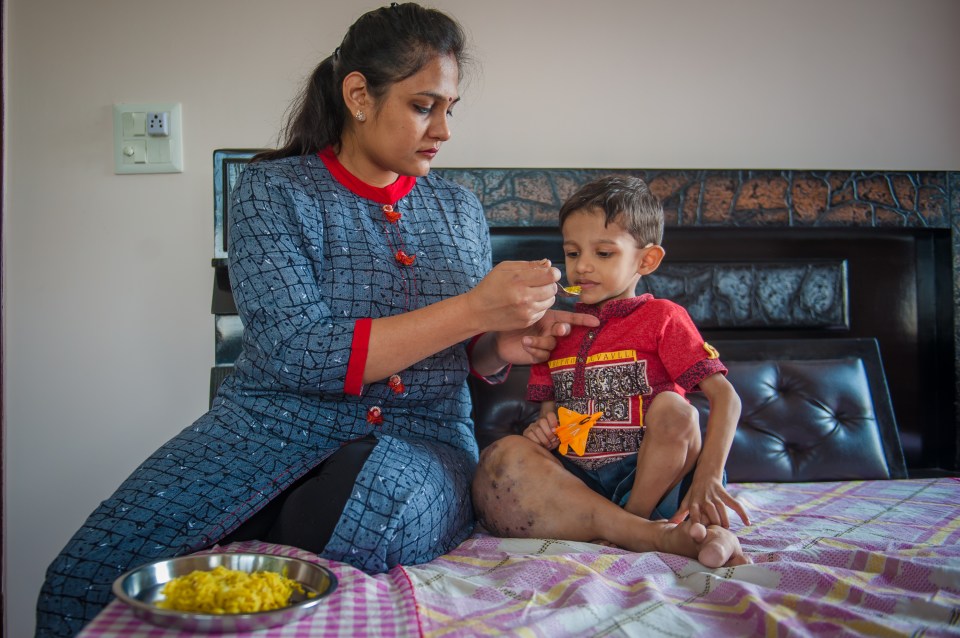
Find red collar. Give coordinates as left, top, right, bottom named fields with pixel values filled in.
left=318, top=147, right=417, bottom=205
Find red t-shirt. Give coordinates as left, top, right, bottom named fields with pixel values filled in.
left=527, top=294, right=726, bottom=470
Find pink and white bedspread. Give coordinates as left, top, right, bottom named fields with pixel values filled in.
left=79, top=478, right=960, bottom=637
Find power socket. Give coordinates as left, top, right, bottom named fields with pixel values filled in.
left=146, top=111, right=169, bottom=137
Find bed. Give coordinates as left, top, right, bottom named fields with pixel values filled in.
left=80, top=477, right=960, bottom=637
left=76, top=158, right=960, bottom=636
left=78, top=337, right=960, bottom=637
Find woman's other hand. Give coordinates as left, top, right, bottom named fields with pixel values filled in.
left=468, top=259, right=599, bottom=365
left=466, top=260, right=599, bottom=373
left=494, top=308, right=599, bottom=365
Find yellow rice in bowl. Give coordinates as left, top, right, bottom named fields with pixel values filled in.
left=157, top=565, right=315, bottom=614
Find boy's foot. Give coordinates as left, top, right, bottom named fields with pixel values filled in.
left=659, top=519, right=750, bottom=568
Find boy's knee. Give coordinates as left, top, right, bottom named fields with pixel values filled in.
left=648, top=391, right=697, bottom=418
left=645, top=394, right=701, bottom=443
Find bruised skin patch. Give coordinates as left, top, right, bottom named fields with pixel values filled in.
left=474, top=478, right=534, bottom=536
left=475, top=477, right=527, bottom=536
left=473, top=437, right=542, bottom=538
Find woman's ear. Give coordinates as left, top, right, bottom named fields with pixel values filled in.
left=638, top=245, right=666, bottom=276
left=342, top=71, right=370, bottom=114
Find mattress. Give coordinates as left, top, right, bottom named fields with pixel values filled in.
left=78, top=477, right=960, bottom=637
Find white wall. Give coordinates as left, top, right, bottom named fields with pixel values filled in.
left=4, top=0, right=959, bottom=635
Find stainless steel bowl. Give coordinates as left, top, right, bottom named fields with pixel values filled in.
left=112, top=552, right=337, bottom=633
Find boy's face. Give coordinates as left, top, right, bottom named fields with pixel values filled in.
left=561, top=207, right=662, bottom=306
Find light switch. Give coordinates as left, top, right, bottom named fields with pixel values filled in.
left=113, top=103, right=183, bottom=174
left=122, top=112, right=146, bottom=137
left=146, top=137, right=170, bottom=163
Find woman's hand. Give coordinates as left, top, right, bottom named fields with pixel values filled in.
left=494, top=308, right=599, bottom=365
left=467, top=260, right=562, bottom=333
left=465, top=260, right=599, bottom=374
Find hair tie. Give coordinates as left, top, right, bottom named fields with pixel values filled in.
left=333, top=46, right=341, bottom=60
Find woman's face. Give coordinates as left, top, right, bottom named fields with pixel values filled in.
left=347, top=54, right=460, bottom=186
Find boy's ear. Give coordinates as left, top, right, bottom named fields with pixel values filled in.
left=638, top=245, right=665, bottom=276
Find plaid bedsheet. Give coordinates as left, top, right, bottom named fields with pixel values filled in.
left=78, top=478, right=960, bottom=637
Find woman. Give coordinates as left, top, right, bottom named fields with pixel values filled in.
left=36, top=4, right=594, bottom=636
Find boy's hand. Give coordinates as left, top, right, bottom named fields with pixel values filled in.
left=669, top=475, right=750, bottom=528
left=523, top=412, right=560, bottom=449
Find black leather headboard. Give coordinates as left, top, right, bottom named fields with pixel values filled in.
left=469, top=337, right=907, bottom=482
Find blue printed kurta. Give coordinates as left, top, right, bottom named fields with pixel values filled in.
left=36, top=154, right=490, bottom=637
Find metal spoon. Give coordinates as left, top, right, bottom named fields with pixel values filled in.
left=557, top=284, right=581, bottom=297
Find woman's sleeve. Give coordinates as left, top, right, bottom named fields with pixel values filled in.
left=228, top=161, right=366, bottom=396
left=463, top=190, right=512, bottom=384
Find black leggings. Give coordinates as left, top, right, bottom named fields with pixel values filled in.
left=221, top=435, right=377, bottom=553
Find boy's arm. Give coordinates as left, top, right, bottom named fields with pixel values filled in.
left=671, top=373, right=751, bottom=527
left=538, top=400, right=557, bottom=420
left=693, top=373, right=740, bottom=483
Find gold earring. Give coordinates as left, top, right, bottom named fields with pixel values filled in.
left=355, top=110, right=366, bottom=122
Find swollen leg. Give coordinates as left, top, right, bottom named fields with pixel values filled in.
left=474, top=436, right=670, bottom=551
left=473, top=435, right=633, bottom=542
left=473, top=436, right=748, bottom=566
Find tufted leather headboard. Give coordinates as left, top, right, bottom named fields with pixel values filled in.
left=469, top=337, right=907, bottom=482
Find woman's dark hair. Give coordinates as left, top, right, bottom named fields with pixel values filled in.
left=255, top=2, right=468, bottom=162
left=559, top=176, right=665, bottom=247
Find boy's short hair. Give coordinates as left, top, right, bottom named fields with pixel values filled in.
left=559, top=176, right=664, bottom=246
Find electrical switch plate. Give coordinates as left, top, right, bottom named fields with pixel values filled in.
left=113, top=103, right=183, bottom=174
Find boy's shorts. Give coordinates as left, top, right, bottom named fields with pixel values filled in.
left=555, top=451, right=719, bottom=521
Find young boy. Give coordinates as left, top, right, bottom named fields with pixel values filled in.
left=523, top=175, right=749, bottom=529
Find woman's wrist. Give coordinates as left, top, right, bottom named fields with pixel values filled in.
left=470, top=332, right=509, bottom=377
